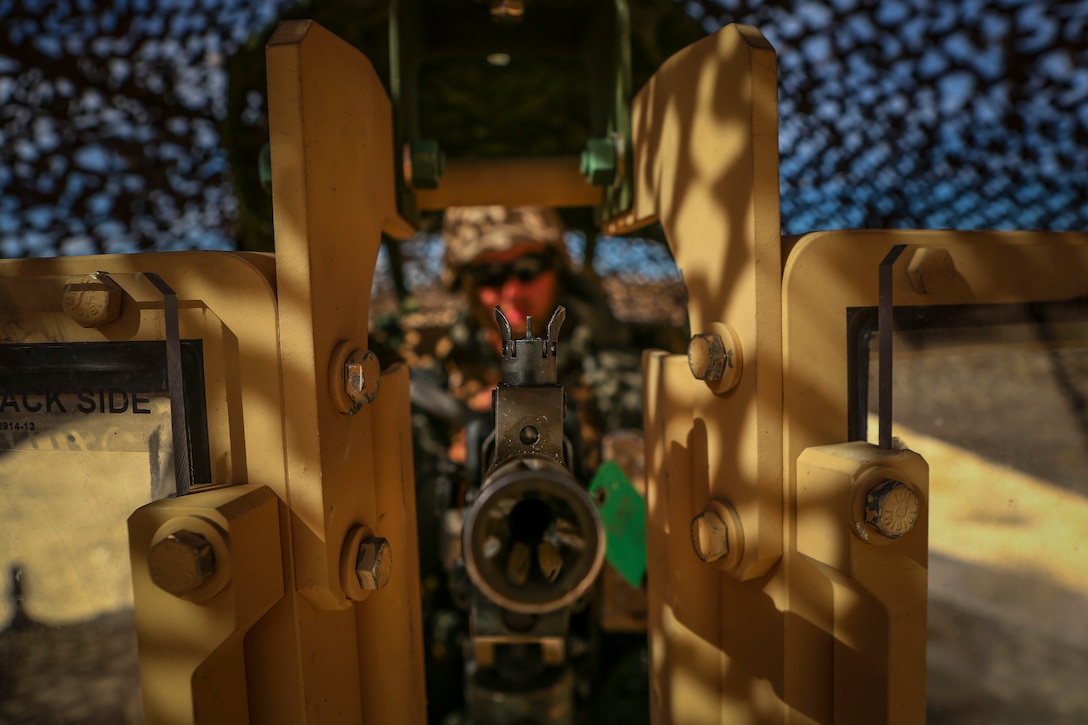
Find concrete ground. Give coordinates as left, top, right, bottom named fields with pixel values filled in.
left=887, top=341, right=1088, bottom=723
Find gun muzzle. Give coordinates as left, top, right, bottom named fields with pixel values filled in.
left=462, top=455, right=605, bottom=614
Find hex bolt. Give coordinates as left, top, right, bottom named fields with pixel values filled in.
left=579, top=136, right=617, bottom=187
left=688, top=333, right=728, bottom=382
left=343, top=349, right=381, bottom=409
left=62, top=275, right=122, bottom=328
left=148, top=530, right=215, bottom=597
left=355, top=536, right=392, bottom=591
left=690, top=509, right=729, bottom=562
left=345, top=359, right=365, bottom=394
left=865, top=479, right=920, bottom=539
left=906, top=247, right=957, bottom=294
left=405, top=139, right=446, bottom=190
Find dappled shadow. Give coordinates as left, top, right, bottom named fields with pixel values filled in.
left=928, top=554, right=1088, bottom=725
left=0, top=605, right=142, bottom=725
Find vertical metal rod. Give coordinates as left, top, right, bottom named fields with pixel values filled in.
left=878, top=245, right=907, bottom=450
left=143, top=272, right=192, bottom=496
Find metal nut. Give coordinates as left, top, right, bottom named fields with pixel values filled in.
left=690, top=510, right=729, bottom=562
left=62, top=275, right=122, bottom=328
left=688, top=333, right=728, bottom=382
left=345, top=360, right=365, bottom=394
left=355, top=537, right=392, bottom=590
left=405, top=139, right=446, bottom=190
left=343, top=349, right=381, bottom=410
left=906, top=247, right=957, bottom=294
left=580, top=136, right=618, bottom=187
left=865, top=479, right=919, bottom=539
left=148, top=530, right=215, bottom=597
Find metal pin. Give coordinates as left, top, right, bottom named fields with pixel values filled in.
left=878, top=245, right=907, bottom=450
left=143, top=273, right=192, bottom=497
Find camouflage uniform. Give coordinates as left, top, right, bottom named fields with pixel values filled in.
left=441, top=205, right=567, bottom=287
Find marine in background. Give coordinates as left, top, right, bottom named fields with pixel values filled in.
left=429, top=205, right=643, bottom=461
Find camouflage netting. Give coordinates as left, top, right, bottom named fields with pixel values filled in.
left=738, top=0, right=1088, bottom=232
left=0, top=0, right=297, bottom=256
left=0, top=0, right=1086, bottom=324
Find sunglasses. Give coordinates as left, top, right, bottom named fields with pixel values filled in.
left=466, top=250, right=557, bottom=289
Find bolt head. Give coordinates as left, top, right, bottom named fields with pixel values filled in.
left=690, top=510, right=728, bottom=562
left=345, top=360, right=365, bottom=393
left=408, top=139, right=445, bottom=189
left=906, top=246, right=957, bottom=294
left=343, top=349, right=381, bottom=408
left=865, top=480, right=919, bottom=538
left=63, top=276, right=122, bottom=328
left=688, top=333, right=728, bottom=381
left=580, top=137, right=617, bottom=187
left=356, top=537, right=392, bottom=590
left=148, top=530, right=215, bottom=597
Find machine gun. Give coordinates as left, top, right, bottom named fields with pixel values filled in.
left=446, top=305, right=606, bottom=723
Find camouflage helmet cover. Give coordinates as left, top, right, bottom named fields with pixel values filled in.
left=442, top=206, right=568, bottom=287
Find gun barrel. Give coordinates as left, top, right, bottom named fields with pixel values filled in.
left=462, top=456, right=605, bottom=614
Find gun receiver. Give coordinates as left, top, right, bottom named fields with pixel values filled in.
left=461, top=306, right=606, bottom=614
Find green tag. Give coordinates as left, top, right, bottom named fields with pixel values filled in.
left=589, top=459, right=647, bottom=588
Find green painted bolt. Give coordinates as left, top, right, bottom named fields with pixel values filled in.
left=408, top=139, right=446, bottom=190
left=580, top=137, right=616, bottom=187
